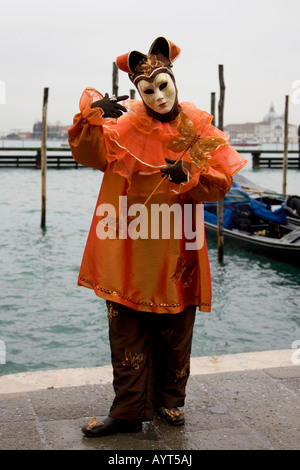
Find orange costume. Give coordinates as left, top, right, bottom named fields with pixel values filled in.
left=68, top=37, right=246, bottom=436
left=69, top=92, right=245, bottom=313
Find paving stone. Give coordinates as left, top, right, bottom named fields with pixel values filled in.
left=0, top=359, right=299, bottom=450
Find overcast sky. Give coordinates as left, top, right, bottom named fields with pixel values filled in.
left=1, top=0, right=299, bottom=133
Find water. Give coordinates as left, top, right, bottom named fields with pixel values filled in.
left=0, top=139, right=66, bottom=148
left=0, top=164, right=299, bottom=376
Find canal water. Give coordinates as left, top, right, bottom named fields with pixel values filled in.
left=0, top=164, right=299, bottom=376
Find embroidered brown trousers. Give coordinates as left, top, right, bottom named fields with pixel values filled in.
left=106, top=300, right=196, bottom=421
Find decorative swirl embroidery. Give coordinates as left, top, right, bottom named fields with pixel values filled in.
left=165, top=408, right=185, bottom=421
left=107, top=301, right=120, bottom=325
left=122, top=350, right=144, bottom=370
left=85, top=416, right=104, bottom=430
left=134, top=54, right=165, bottom=77
left=172, top=257, right=197, bottom=287
left=175, top=361, right=190, bottom=382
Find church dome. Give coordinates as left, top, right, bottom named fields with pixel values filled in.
left=263, top=103, right=278, bottom=123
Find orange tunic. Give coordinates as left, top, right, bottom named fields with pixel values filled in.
left=68, top=88, right=246, bottom=314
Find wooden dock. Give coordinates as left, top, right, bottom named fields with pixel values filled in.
left=245, top=149, right=300, bottom=169
left=0, top=147, right=81, bottom=168
left=0, top=147, right=299, bottom=169
left=227, top=149, right=300, bottom=169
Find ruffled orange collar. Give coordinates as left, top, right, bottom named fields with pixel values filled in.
left=102, top=101, right=213, bottom=170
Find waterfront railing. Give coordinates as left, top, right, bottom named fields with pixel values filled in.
left=0, top=147, right=299, bottom=169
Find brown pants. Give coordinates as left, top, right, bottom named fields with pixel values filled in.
left=106, top=301, right=196, bottom=422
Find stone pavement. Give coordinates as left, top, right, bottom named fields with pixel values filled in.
left=0, top=350, right=299, bottom=451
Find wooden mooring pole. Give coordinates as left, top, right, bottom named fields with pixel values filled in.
left=112, top=62, right=118, bottom=96
left=41, top=87, right=49, bottom=229
left=211, top=92, right=216, bottom=126
left=282, top=95, right=289, bottom=195
left=217, top=65, right=225, bottom=263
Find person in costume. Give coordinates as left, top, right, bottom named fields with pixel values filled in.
left=68, top=37, right=246, bottom=437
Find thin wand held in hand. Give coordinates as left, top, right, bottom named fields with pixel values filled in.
left=143, top=147, right=191, bottom=207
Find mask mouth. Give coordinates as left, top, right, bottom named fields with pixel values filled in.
left=141, top=95, right=181, bottom=123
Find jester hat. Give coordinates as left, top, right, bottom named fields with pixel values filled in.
left=116, top=37, right=181, bottom=85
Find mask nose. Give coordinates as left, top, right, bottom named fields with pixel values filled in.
left=155, top=88, right=165, bottom=102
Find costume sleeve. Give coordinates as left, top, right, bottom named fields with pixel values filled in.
left=178, top=133, right=246, bottom=202
left=170, top=107, right=247, bottom=202
left=183, top=159, right=234, bottom=202
left=68, top=88, right=109, bottom=172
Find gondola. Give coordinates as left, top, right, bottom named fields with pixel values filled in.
left=203, top=174, right=300, bottom=267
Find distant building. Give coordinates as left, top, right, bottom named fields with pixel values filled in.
left=223, top=122, right=257, bottom=143
left=18, top=132, right=33, bottom=140
left=5, top=132, right=20, bottom=140
left=32, top=121, right=69, bottom=139
left=225, top=104, right=298, bottom=144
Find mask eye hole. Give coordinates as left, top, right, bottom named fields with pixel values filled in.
left=159, top=82, right=168, bottom=91
left=144, top=89, right=154, bottom=95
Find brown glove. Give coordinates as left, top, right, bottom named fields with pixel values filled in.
left=160, top=158, right=188, bottom=184
left=91, top=93, right=129, bottom=118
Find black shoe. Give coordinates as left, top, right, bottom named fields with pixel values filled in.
left=155, top=407, right=185, bottom=426
left=82, top=416, right=142, bottom=438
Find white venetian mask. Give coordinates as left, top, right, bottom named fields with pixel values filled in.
left=137, top=73, right=176, bottom=114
